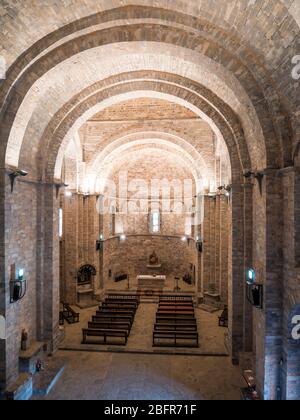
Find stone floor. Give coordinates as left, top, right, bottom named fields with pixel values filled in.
left=60, top=304, right=228, bottom=355
left=33, top=351, right=244, bottom=400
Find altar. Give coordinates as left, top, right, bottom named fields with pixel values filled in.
left=137, top=275, right=166, bottom=290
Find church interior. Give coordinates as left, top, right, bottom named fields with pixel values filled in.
left=0, top=0, right=299, bottom=401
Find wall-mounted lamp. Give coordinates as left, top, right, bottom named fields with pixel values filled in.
left=8, top=169, right=28, bottom=192
left=244, top=170, right=264, bottom=194
left=218, top=185, right=232, bottom=197
left=245, top=268, right=263, bottom=309
left=10, top=268, right=27, bottom=303
left=96, top=234, right=104, bottom=251
left=196, top=237, right=203, bottom=253
left=119, top=234, right=127, bottom=242
left=181, top=236, right=188, bottom=242
left=54, top=182, right=68, bottom=198
left=65, top=190, right=73, bottom=198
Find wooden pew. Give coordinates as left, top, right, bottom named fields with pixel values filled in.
left=158, top=301, right=194, bottom=307
left=88, top=321, right=131, bottom=332
left=100, top=302, right=137, bottom=311
left=62, top=303, right=80, bottom=324
left=157, top=309, right=195, bottom=316
left=154, top=323, right=197, bottom=332
left=159, top=295, right=193, bottom=303
left=96, top=309, right=135, bottom=316
left=156, top=316, right=197, bottom=324
left=82, top=329, right=128, bottom=345
left=92, top=315, right=133, bottom=324
left=158, top=307, right=195, bottom=314
left=107, top=294, right=140, bottom=304
left=153, top=331, right=199, bottom=348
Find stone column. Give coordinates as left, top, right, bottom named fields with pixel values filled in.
left=243, top=181, right=254, bottom=352
left=63, top=193, right=79, bottom=304
left=255, top=169, right=284, bottom=400
left=215, top=195, right=221, bottom=295
left=0, top=169, right=7, bottom=390
left=209, top=196, right=216, bottom=292
left=37, top=184, right=60, bottom=351
left=229, top=183, right=245, bottom=364
left=220, top=194, right=229, bottom=304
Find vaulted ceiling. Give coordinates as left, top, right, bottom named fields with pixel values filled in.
left=0, top=1, right=299, bottom=189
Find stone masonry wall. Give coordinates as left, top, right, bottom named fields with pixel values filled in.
left=103, top=235, right=197, bottom=288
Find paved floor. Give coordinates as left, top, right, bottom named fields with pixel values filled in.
left=34, top=351, right=243, bottom=400
left=61, top=304, right=228, bottom=355
left=43, top=301, right=241, bottom=400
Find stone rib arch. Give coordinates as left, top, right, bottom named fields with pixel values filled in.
left=49, top=87, right=245, bottom=184
left=88, top=131, right=211, bottom=179
left=1, top=19, right=294, bottom=174
left=11, top=48, right=265, bottom=177
left=95, top=146, right=199, bottom=196
left=28, top=71, right=251, bottom=186
left=91, top=141, right=205, bottom=195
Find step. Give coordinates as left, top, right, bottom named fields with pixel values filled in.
left=198, top=304, right=220, bottom=313
left=32, top=358, right=66, bottom=396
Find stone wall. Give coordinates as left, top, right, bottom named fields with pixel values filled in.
left=281, top=169, right=300, bottom=400
left=0, top=177, right=60, bottom=391
left=103, top=235, right=197, bottom=287
left=3, top=178, right=38, bottom=388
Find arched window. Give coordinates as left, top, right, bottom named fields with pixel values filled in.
left=150, top=210, right=161, bottom=233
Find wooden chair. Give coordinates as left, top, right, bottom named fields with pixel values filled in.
left=218, top=307, right=228, bottom=327
left=62, top=303, right=80, bottom=324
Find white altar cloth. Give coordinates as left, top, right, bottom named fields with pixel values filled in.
left=137, top=275, right=166, bottom=289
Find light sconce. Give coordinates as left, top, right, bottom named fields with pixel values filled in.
left=196, top=236, right=203, bottom=253
left=218, top=185, right=232, bottom=197
left=119, top=234, right=127, bottom=242
left=245, top=268, right=263, bottom=309
left=243, top=170, right=264, bottom=194
left=10, top=268, right=27, bottom=303
left=181, top=236, right=188, bottom=242
left=96, top=234, right=104, bottom=251
left=55, top=182, right=68, bottom=198
left=65, top=190, right=73, bottom=198
left=8, top=169, right=28, bottom=192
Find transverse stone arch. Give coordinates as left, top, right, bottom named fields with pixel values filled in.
left=11, top=43, right=267, bottom=177
left=42, top=80, right=250, bottom=184
left=0, top=16, right=292, bottom=172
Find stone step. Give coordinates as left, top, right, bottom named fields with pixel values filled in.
left=32, top=358, right=66, bottom=396
left=198, top=304, right=220, bottom=313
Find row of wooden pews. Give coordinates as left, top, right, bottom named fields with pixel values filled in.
left=153, top=295, right=199, bottom=348
left=82, top=294, right=139, bottom=346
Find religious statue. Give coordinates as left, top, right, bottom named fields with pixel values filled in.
left=149, top=251, right=159, bottom=266
left=21, top=329, right=29, bottom=351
